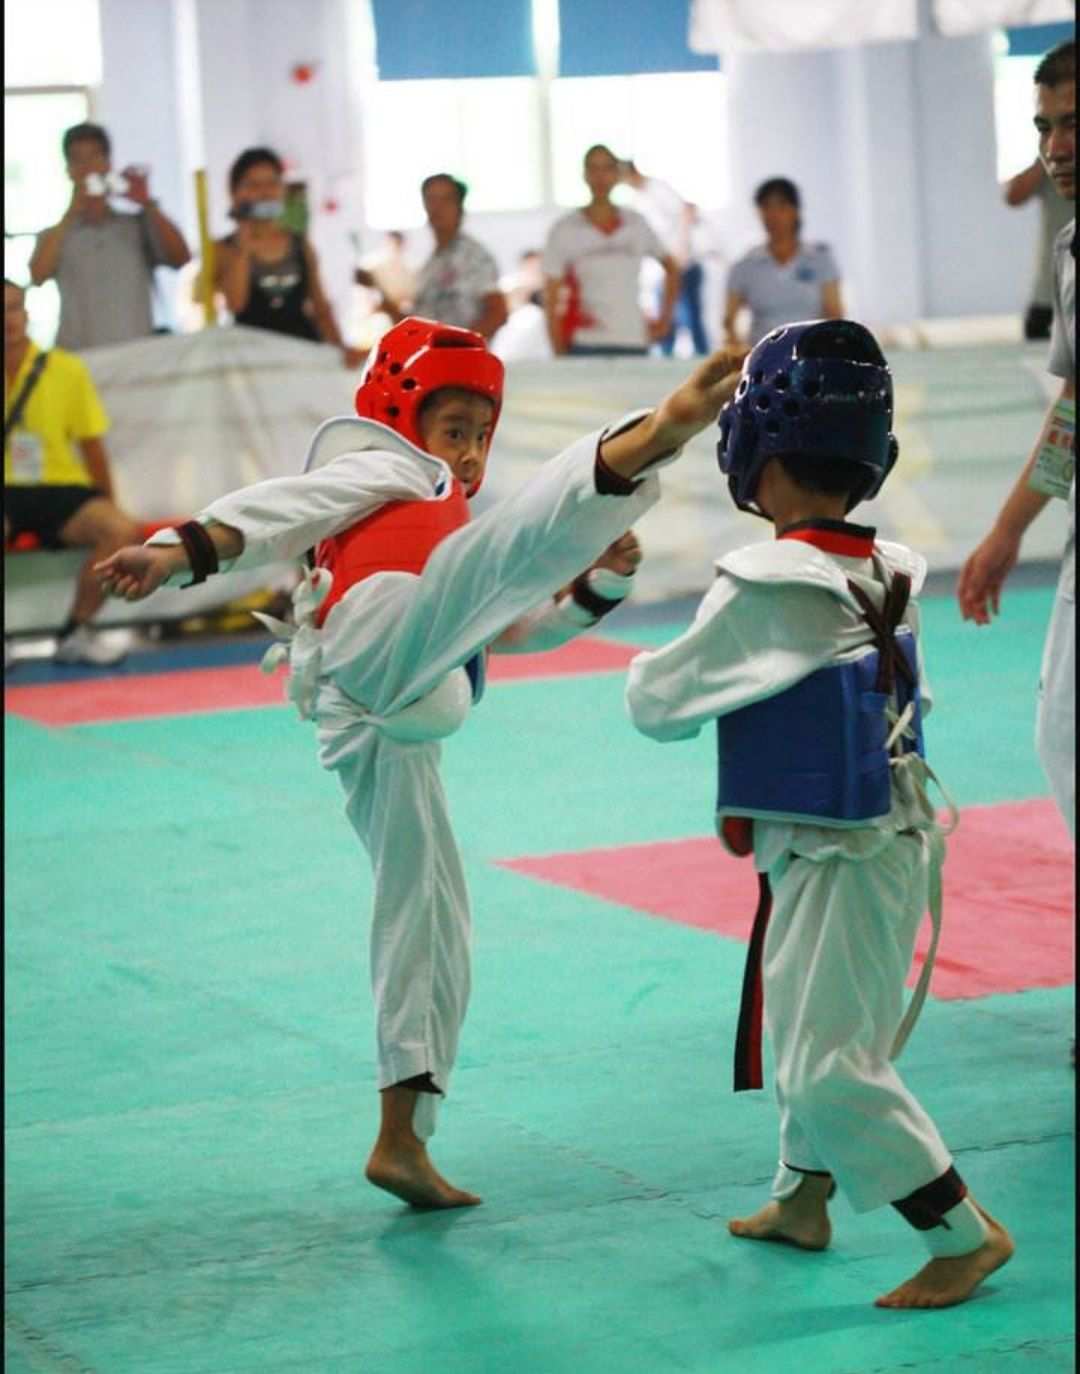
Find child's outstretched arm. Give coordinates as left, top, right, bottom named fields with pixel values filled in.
left=95, top=521, right=244, bottom=602
left=598, top=347, right=747, bottom=481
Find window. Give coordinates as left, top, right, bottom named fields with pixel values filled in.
left=550, top=72, right=728, bottom=209
left=993, top=36, right=1041, bottom=182
left=362, top=78, right=544, bottom=229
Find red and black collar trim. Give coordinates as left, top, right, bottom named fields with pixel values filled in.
left=778, top=518, right=876, bottom=558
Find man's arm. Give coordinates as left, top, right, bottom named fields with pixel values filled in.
left=821, top=280, right=844, bottom=320
left=143, top=203, right=192, bottom=268
left=1002, top=159, right=1045, bottom=208
left=957, top=377, right=1074, bottom=624
left=722, top=288, right=746, bottom=347
left=648, top=254, right=680, bottom=342
left=472, top=290, right=508, bottom=341
left=543, top=275, right=567, bottom=356
left=28, top=184, right=88, bottom=284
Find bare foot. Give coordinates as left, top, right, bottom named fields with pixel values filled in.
left=875, top=1203, right=1014, bottom=1310
left=365, top=1138, right=481, bottom=1210
left=728, top=1174, right=833, bottom=1251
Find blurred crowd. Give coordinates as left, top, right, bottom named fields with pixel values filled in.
left=4, top=38, right=1073, bottom=669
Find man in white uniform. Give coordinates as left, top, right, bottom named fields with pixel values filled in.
left=958, top=38, right=1075, bottom=839
left=97, top=318, right=746, bottom=1209
left=627, top=320, right=1013, bottom=1310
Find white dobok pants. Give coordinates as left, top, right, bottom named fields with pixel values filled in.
left=1036, top=537, right=1075, bottom=839
left=764, top=831, right=954, bottom=1213
left=314, top=432, right=658, bottom=1139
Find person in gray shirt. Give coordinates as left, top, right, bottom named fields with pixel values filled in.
left=1002, top=156, right=1075, bottom=340
left=723, top=178, right=844, bottom=347
left=958, top=38, right=1075, bottom=839
left=29, top=122, right=191, bottom=351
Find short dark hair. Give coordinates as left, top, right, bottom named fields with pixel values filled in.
left=421, top=174, right=467, bottom=207
left=62, top=122, right=111, bottom=160
left=228, top=146, right=284, bottom=193
left=584, top=144, right=617, bottom=164
left=1034, top=38, right=1075, bottom=88
left=754, top=177, right=801, bottom=209
left=776, top=454, right=863, bottom=501
left=418, top=386, right=495, bottom=421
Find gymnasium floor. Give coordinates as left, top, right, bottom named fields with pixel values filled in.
left=4, top=581, right=1074, bottom=1374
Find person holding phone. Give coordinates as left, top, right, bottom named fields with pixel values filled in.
left=213, top=147, right=363, bottom=369
left=29, top=122, right=191, bottom=351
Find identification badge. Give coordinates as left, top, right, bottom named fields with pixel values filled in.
left=1029, top=398, right=1075, bottom=500
left=7, top=430, right=44, bottom=484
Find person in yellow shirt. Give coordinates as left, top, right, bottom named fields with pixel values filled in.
left=4, top=279, right=140, bottom=665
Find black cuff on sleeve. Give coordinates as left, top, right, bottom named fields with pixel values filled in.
left=570, top=573, right=623, bottom=620
left=594, top=450, right=643, bottom=496
left=173, top=520, right=220, bottom=587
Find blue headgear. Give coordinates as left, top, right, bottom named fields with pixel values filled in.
left=717, top=319, right=899, bottom=517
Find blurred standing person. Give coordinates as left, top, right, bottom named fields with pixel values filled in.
left=395, top=175, right=507, bottom=340
left=543, top=145, right=679, bottom=358
left=4, top=280, right=140, bottom=666
left=1002, top=157, right=1075, bottom=340
left=723, top=178, right=843, bottom=347
left=214, top=147, right=363, bottom=369
left=618, top=158, right=709, bottom=356
left=29, top=122, right=191, bottom=350
left=958, top=38, right=1075, bottom=837
left=353, top=231, right=418, bottom=350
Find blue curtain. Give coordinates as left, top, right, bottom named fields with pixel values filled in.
left=372, top=0, right=535, bottom=80
left=558, top=0, right=718, bottom=77
left=1005, top=22, right=1074, bottom=57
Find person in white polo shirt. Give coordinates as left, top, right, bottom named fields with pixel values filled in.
left=543, top=145, right=680, bottom=358
left=723, top=178, right=844, bottom=348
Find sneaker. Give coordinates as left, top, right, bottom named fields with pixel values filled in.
left=54, top=625, right=129, bottom=667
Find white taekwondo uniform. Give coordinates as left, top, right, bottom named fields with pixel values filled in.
left=626, top=523, right=960, bottom=1213
left=149, top=414, right=666, bottom=1139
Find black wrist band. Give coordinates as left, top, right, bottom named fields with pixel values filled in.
left=571, top=573, right=622, bottom=620
left=173, top=520, right=219, bottom=587
left=594, top=450, right=642, bottom=495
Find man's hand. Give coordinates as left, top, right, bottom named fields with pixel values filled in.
left=122, top=165, right=152, bottom=207
left=95, top=545, right=185, bottom=601
left=591, top=531, right=642, bottom=576
left=341, top=345, right=368, bottom=371
left=956, top=528, right=1021, bottom=625
left=647, top=316, right=672, bottom=344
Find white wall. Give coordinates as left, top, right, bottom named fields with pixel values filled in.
left=94, top=0, right=1046, bottom=339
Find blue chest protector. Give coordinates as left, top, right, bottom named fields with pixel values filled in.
left=715, top=574, right=924, bottom=829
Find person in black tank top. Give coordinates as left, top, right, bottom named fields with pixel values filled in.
left=213, top=147, right=364, bottom=367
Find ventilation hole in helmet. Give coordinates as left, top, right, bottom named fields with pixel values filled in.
left=783, top=401, right=800, bottom=417
left=774, top=372, right=789, bottom=390
left=752, top=370, right=764, bottom=385
left=755, top=393, right=771, bottom=410
left=803, top=379, right=820, bottom=397
left=386, top=405, right=400, bottom=417
left=401, top=378, right=417, bottom=390
left=379, top=352, right=389, bottom=363
left=737, top=379, right=749, bottom=396
left=389, top=363, right=402, bottom=375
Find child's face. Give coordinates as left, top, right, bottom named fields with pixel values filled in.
left=418, top=393, right=496, bottom=491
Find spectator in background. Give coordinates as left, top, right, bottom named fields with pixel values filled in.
left=3, top=280, right=140, bottom=666
left=409, top=175, right=507, bottom=339
left=353, top=230, right=418, bottom=350
left=214, top=147, right=363, bottom=369
left=618, top=158, right=709, bottom=356
left=1002, top=157, right=1075, bottom=340
left=958, top=37, right=1075, bottom=838
left=723, top=178, right=843, bottom=347
left=29, top=122, right=191, bottom=351
left=490, top=250, right=552, bottom=363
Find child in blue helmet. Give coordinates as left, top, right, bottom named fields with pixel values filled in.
left=626, top=319, right=1013, bottom=1310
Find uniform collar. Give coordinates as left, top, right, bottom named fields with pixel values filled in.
left=778, top=517, right=876, bottom=558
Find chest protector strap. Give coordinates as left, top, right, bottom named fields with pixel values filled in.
left=313, top=484, right=470, bottom=629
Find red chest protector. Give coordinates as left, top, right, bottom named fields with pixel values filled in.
left=313, top=482, right=470, bottom=628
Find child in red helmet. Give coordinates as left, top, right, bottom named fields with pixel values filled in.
left=97, top=318, right=747, bottom=1209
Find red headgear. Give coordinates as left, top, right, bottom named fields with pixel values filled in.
left=355, top=317, right=504, bottom=484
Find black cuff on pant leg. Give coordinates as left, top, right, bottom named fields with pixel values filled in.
left=395, top=1073, right=442, bottom=1096
left=891, top=1166, right=967, bottom=1230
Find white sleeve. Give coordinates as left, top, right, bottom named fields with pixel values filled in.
left=146, top=449, right=445, bottom=577
left=626, top=577, right=837, bottom=742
